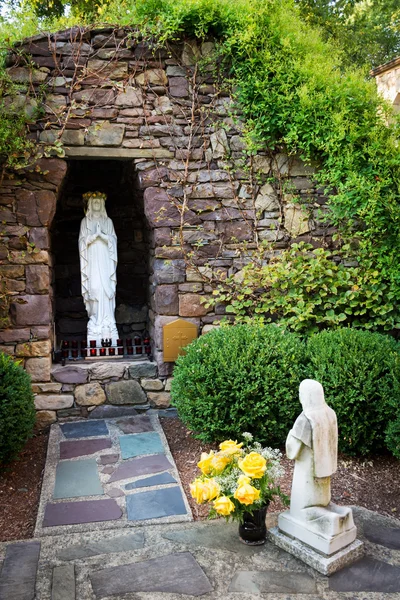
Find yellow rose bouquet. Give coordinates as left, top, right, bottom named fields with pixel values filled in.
left=190, top=432, right=288, bottom=528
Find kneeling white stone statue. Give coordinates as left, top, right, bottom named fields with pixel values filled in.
left=279, top=379, right=357, bottom=555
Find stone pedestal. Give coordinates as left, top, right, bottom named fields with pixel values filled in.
left=268, top=527, right=364, bottom=576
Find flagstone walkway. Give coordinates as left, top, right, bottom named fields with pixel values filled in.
left=0, top=507, right=400, bottom=599
left=34, top=414, right=191, bottom=537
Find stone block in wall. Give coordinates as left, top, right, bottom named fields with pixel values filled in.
left=15, top=340, right=51, bottom=357
left=25, top=265, right=50, bottom=294
left=138, top=167, right=168, bottom=188
left=252, top=155, right=272, bottom=174
left=154, top=285, right=178, bottom=315
left=186, top=266, right=212, bottom=282
left=52, top=365, right=88, bottom=384
left=141, top=378, right=163, bottom=391
left=25, top=356, right=51, bottom=382
left=10, top=295, right=51, bottom=326
left=86, top=59, right=128, bottom=80
left=0, top=328, right=30, bottom=343
left=28, top=228, right=50, bottom=250
left=0, top=345, right=15, bottom=355
left=147, top=391, right=171, bottom=408
left=128, top=362, right=157, bottom=378
left=7, top=67, right=47, bottom=83
left=31, top=325, right=51, bottom=339
left=106, top=380, right=146, bottom=405
left=164, top=378, right=172, bottom=392
left=33, top=158, right=67, bottom=187
left=32, top=382, right=62, bottom=393
left=179, top=293, right=211, bottom=317
left=135, top=69, right=167, bottom=86
left=115, top=87, right=143, bottom=107
left=72, top=88, right=116, bottom=106
left=89, top=362, right=127, bottom=380
left=216, top=221, right=253, bottom=242
left=35, top=410, right=56, bottom=429
left=153, top=259, right=185, bottom=284
left=255, top=183, right=279, bottom=214
left=144, top=187, right=200, bottom=228
left=16, top=189, right=56, bottom=227
left=0, top=265, right=24, bottom=279
left=85, top=122, right=125, bottom=146
left=169, top=77, right=189, bottom=98
left=75, top=382, right=106, bottom=406
left=210, top=130, right=229, bottom=159
left=153, top=227, right=172, bottom=246
left=7, top=250, right=49, bottom=265
left=284, top=202, right=310, bottom=237
left=34, top=394, right=74, bottom=410
left=0, top=207, right=16, bottom=223
left=4, top=280, right=25, bottom=292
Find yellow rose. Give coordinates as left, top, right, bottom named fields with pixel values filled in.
left=238, top=452, right=266, bottom=479
left=213, top=496, right=235, bottom=516
left=190, top=478, right=207, bottom=504
left=202, top=478, right=220, bottom=501
left=234, top=483, right=261, bottom=505
left=197, top=450, right=215, bottom=475
left=210, top=452, right=231, bottom=473
left=237, top=474, right=251, bottom=486
left=219, top=440, right=244, bottom=455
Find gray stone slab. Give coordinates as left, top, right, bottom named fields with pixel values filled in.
left=163, top=522, right=265, bottom=556
left=106, top=487, right=125, bottom=498
left=329, top=557, right=400, bottom=592
left=60, top=420, right=109, bottom=439
left=89, top=405, right=138, bottom=419
left=125, top=471, right=176, bottom=489
left=90, top=551, right=212, bottom=597
left=54, top=459, right=103, bottom=499
left=43, top=499, right=122, bottom=527
left=116, top=415, right=154, bottom=434
left=363, top=522, right=400, bottom=549
left=128, top=362, right=157, bottom=378
left=119, top=432, right=164, bottom=459
left=108, top=454, right=172, bottom=482
left=99, top=453, right=119, bottom=465
left=60, top=438, right=112, bottom=459
left=229, top=570, right=317, bottom=594
left=0, top=541, right=40, bottom=600
left=57, top=532, right=145, bottom=561
left=126, top=486, right=187, bottom=520
left=52, top=564, right=75, bottom=600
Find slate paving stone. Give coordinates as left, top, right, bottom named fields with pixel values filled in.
left=90, top=551, right=213, bottom=598
left=52, top=564, right=75, bottom=600
left=43, top=499, right=122, bottom=527
left=106, top=488, right=125, bottom=498
left=119, top=432, right=164, bottom=459
left=229, top=570, right=318, bottom=594
left=101, top=466, right=115, bottom=474
left=116, top=415, right=154, bottom=434
left=57, top=532, right=145, bottom=561
left=0, top=541, right=41, bottom=600
left=60, top=420, right=109, bottom=439
left=99, top=454, right=119, bottom=465
left=54, top=459, right=103, bottom=499
left=329, top=557, right=400, bottom=592
left=363, top=523, right=400, bottom=550
left=163, top=522, right=265, bottom=556
left=125, top=471, right=176, bottom=489
left=60, top=438, right=112, bottom=460
left=108, top=454, right=172, bottom=482
left=89, top=406, right=138, bottom=419
left=126, top=486, right=187, bottom=521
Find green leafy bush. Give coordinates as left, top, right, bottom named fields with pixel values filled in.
left=306, top=328, right=400, bottom=456
left=171, top=324, right=306, bottom=444
left=385, top=416, right=400, bottom=460
left=0, top=352, right=36, bottom=464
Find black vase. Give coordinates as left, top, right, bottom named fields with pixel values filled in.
left=238, top=504, right=269, bottom=545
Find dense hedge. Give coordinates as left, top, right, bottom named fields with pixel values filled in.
left=171, top=325, right=400, bottom=457
left=171, top=324, right=306, bottom=444
left=0, top=352, right=36, bottom=464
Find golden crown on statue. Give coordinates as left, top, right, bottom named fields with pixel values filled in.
left=82, top=191, right=107, bottom=202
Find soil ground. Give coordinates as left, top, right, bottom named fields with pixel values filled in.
left=0, top=417, right=399, bottom=542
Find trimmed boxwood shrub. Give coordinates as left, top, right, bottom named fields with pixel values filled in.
left=385, top=416, right=400, bottom=460
left=171, top=324, right=306, bottom=445
left=306, top=328, right=400, bottom=456
left=0, top=352, right=36, bottom=464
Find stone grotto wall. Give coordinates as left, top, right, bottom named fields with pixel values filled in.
left=0, top=26, right=334, bottom=427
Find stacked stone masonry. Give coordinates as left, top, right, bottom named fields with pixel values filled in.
left=0, top=26, right=334, bottom=425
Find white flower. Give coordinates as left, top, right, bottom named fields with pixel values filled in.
left=242, top=432, right=253, bottom=441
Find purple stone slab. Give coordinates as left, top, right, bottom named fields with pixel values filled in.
left=116, top=415, right=154, bottom=434
left=43, top=499, right=122, bottom=527
left=60, top=438, right=112, bottom=459
left=99, top=454, right=119, bottom=465
left=108, top=454, right=172, bottom=483
left=90, top=552, right=213, bottom=598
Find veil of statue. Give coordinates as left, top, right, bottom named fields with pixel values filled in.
left=79, top=192, right=119, bottom=346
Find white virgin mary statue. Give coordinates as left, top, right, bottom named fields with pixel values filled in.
left=79, top=192, right=119, bottom=346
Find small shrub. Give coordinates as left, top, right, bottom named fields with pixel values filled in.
left=386, top=416, right=400, bottom=460
left=171, top=324, right=306, bottom=445
left=306, top=328, right=400, bottom=456
left=0, top=352, right=36, bottom=464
